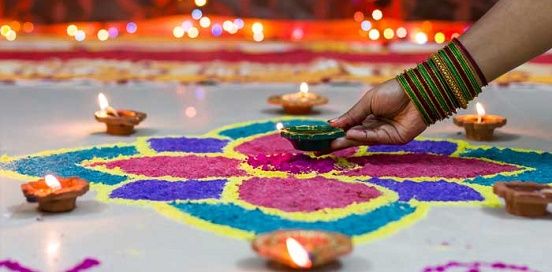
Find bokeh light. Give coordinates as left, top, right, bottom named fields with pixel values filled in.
left=5, top=30, right=16, bottom=41
left=414, top=32, right=428, bottom=44
left=108, top=27, right=119, bottom=38
left=360, top=20, right=371, bottom=31
left=182, top=20, right=193, bottom=31
left=126, top=22, right=137, bottom=33
left=22, top=22, right=34, bottom=33
left=194, top=0, right=207, bottom=7
left=291, top=28, right=303, bottom=40
left=354, top=11, right=364, bottom=22
left=383, top=28, right=394, bottom=39
left=253, top=31, right=264, bottom=42
left=9, top=21, right=20, bottom=32
left=173, top=26, right=185, bottom=38
left=233, top=18, right=244, bottom=29
left=185, top=106, right=197, bottom=118
left=434, top=32, right=445, bottom=44
left=368, top=29, right=380, bottom=40
left=211, top=24, right=223, bottom=36
left=396, top=27, right=407, bottom=38
left=187, top=27, right=199, bottom=38
left=199, top=17, right=211, bottom=28
left=66, top=24, right=78, bottom=36
left=251, top=22, right=263, bottom=33
left=372, top=9, right=383, bottom=21
left=75, top=30, right=86, bottom=41
left=97, top=29, right=109, bottom=41
left=191, top=9, right=203, bottom=20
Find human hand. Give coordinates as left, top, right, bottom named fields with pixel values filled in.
left=328, top=79, right=428, bottom=150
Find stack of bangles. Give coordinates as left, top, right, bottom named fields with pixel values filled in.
left=397, top=38, right=488, bottom=125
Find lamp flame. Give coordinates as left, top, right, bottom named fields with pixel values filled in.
left=44, top=175, right=62, bottom=190
left=97, top=92, right=119, bottom=117
left=286, top=237, right=312, bottom=268
left=276, top=122, right=284, bottom=131
left=476, top=102, right=485, bottom=123
left=299, top=82, right=309, bottom=94
left=286, top=237, right=312, bottom=269
left=98, top=93, right=109, bottom=111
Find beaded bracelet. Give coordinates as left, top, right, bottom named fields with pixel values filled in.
left=396, top=38, right=486, bottom=125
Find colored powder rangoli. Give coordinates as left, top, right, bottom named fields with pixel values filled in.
left=238, top=177, right=381, bottom=212
left=422, top=261, right=539, bottom=272
left=1, top=119, right=551, bottom=244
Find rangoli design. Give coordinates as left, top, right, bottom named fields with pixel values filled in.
left=1, top=118, right=551, bottom=243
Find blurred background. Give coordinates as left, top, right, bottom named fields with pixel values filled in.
left=1, top=0, right=497, bottom=23
left=0, top=0, right=547, bottom=87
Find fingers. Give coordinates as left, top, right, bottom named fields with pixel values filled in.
left=329, top=89, right=373, bottom=130
left=346, top=125, right=410, bottom=145
left=330, top=137, right=365, bottom=151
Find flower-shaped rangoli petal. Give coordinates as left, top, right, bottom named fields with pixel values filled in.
left=344, top=153, right=519, bottom=178
left=1, top=119, right=548, bottom=245
left=238, top=177, right=381, bottom=212
left=90, top=155, right=247, bottom=179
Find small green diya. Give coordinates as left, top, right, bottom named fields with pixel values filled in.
left=280, top=125, right=345, bottom=151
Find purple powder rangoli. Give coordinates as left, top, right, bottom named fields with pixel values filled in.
left=422, top=261, right=539, bottom=272
left=2, top=118, right=549, bottom=258
left=110, top=179, right=227, bottom=201
left=0, top=258, right=100, bottom=272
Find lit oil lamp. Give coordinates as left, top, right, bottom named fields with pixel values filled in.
left=252, top=230, right=353, bottom=269
left=21, top=175, right=89, bottom=213
left=453, top=102, right=506, bottom=141
left=493, top=182, right=552, bottom=217
left=268, top=82, right=328, bottom=115
left=279, top=123, right=345, bottom=152
left=94, top=93, right=147, bottom=136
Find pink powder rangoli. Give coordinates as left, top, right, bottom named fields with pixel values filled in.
left=3, top=119, right=547, bottom=248
left=238, top=176, right=381, bottom=212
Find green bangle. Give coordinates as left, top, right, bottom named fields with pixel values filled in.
left=426, top=58, right=461, bottom=109
left=396, top=73, right=432, bottom=124
left=448, top=42, right=482, bottom=94
left=417, top=63, right=451, bottom=116
left=406, top=69, right=441, bottom=121
left=437, top=50, right=473, bottom=101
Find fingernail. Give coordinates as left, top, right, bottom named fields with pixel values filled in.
left=327, top=118, right=337, bottom=123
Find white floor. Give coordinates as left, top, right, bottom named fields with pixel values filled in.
left=1, top=81, right=551, bottom=271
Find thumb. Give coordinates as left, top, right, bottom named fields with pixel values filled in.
left=328, top=89, right=373, bottom=130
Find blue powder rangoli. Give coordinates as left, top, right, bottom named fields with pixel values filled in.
left=1, top=118, right=551, bottom=243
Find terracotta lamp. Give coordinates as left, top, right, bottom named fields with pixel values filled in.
left=268, top=82, right=328, bottom=115
left=94, top=93, right=147, bottom=136
left=252, top=230, right=353, bottom=270
left=21, top=175, right=89, bottom=213
left=493, top=181, right=552, bottom=217
left=279, top=123, right=345, bottom=152
left=453, top=102, right=506, bottom=141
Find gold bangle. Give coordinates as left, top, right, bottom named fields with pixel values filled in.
left=431, top=54, right=468, bottom=108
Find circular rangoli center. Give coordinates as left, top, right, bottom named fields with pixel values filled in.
left=238, top=177, right=382, bottom=212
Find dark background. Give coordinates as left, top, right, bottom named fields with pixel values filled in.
left=0, top=0, right=498, bottom=24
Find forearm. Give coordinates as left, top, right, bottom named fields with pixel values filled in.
left=459, top=0, right=552, bottom=82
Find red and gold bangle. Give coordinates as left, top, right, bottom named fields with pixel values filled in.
left=452, top=38, right=488, bottom=86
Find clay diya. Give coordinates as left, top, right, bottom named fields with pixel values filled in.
left=280, top=124, right=345, bottom=152
left=252, top=230, right=353, bottom=269
left=268, top=82, right=328, bottom=115
left=21, top=175, right=89, bottom=213
left=453, top=102, right=506, bottom=141
left=493, top=182, right=552, bottom=217
left=94, top=93, right=147, bottom=136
